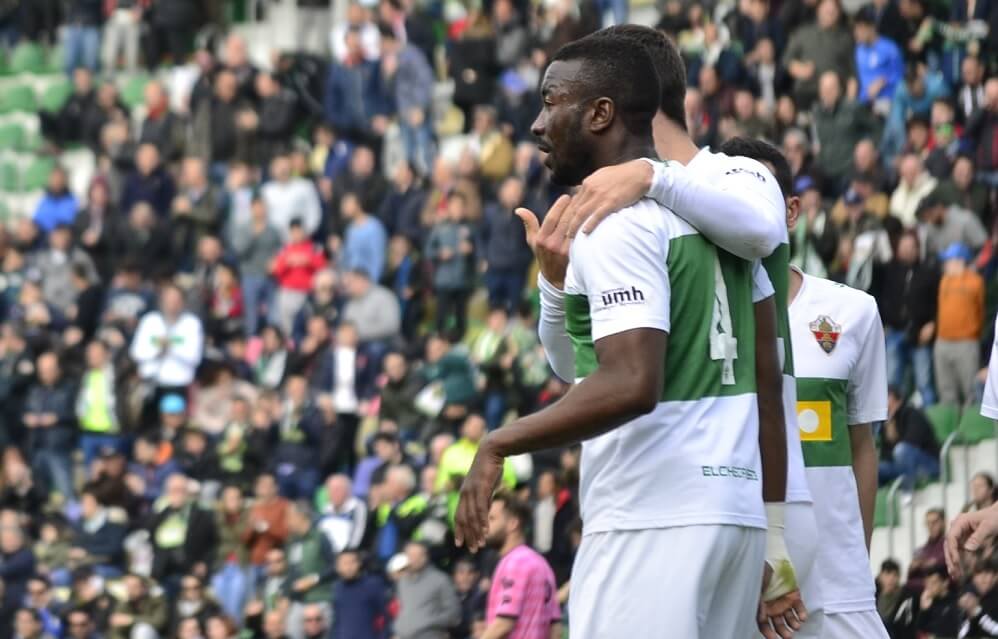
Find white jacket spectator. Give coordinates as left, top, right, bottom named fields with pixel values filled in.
left=317, top=474, right=368, bottom=552
left=261, top=155, right=322, bottom=241
left=130, top=285, right=204, bottom=387
left=890, top=154, right=938, bottom=227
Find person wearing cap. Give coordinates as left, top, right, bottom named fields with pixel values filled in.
left=917, top=192, right=988, bottom=260
left=935, top=242, right=985, bottom=407
left=854, top=5, right=904, bottom=111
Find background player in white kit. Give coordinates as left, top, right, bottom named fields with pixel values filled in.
left=454, top=33, right=773, bottom=638
left=534, top=26, right=813, bottom=639
left=719, top=137, right=891, bottom=639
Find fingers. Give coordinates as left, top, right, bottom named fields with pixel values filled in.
left=514, top=207, right=540, bottom=246
left=539, top=194, right=572, bottom=237
left=581, top=201, right=621, bottom=236
left=550, top=194, right=575, bottom=241
left=946, top=516, right=972, bottom=577
left=564, top=187, right=595, bottom=239
left=965, top=513, right=998, bottom=552
left=791, top=597, right=808, bottom=623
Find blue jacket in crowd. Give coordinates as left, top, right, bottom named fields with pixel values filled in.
left=324, top=60, right=391, bottom=136
left=855, top=36, right=904, bottom=102
left=33, top=190, right=78, bottom=233
left=332, top=574, right=388, bottom=639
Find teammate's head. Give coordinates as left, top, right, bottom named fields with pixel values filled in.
left=532, top=33, right=659, bottom=186
left=592, top=25, right=687, bottom=131
left=718, top=136, right=800, bottom=230
left=485, top=491, right=531, bottom=550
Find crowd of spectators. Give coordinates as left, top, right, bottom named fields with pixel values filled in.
left=0, top=0, right=997, bottom=637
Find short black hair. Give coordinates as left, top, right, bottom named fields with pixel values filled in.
left=493, top=491, right=532, bottom=533
left=719, top=136, right=793, bottom=198
left=593, top=25, right=687, bottom=131
left=551, top=32, right=660, bottom=137
left=880, top=559, right=901, bottom=574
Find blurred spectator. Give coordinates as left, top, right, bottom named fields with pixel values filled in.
left=378, top=161, right=427, bottom=244
left=965, top=78, right=998, bottom=185
left=0, top=521, right=35, bottom=629
left=269, top=220, right=327, bottom=335
left=102, top=0, right=142, bottom=72
left=37, top=224, right=98, bottom=315
left=916, top=565, right=961, bottom=637
left=283, top=500, right=334, bottom=614
left=957, top=560, right=998, bottom=637
left=917, top=195, right=987, bottom=260
left=957, top=55, right=986, bottom=120
left=935, top=155, right=989, bottom=219
left=436, top=414, right=517, bottom=494
left=107, top=573, right=168, bottom=639
left=231, top=197, right=282, bottom=337
left=880, top=386, right=940, bottom=492
left=330, top=2, right=381, bottom=64
left=394, top=541, right=460, bottom=639
left=244, top=473, right=289, bottom=571
left=138, top=83, right=186, bottom=164
left=64, top=607, right=101, bottom=639
left=876, top=559, right=915, bottom=636
left=342, top=267, right=400, bottom=346
left=251, top=73, right=298, bottom=169
left=210, top=484, right=250, bottom=621
left=40, top=69, right=94, bottom=149
left=890, top=154, right=938, bottom=227
left=907, top=509, right=948, bottom=592
left=145, top=0, right=201, bottom=66
left=261, top=155, right=322, bottom=242
left=874, top=230, right=939, bottom=405
left=189, top=71, right=254, bottom=172
left=426, top=193, right=475, bottom=338
left=76, top=340, right=123, bottom=466
left=220, top=35, right=258, bottom=105
left=24, top=351, right=78, bottom=500
left=64, top=0, right=102, bottom=73
left=324, top=28, right=390, bottom=146
left=316, top=474, right=366, bottom=553
left=380, top=27, right=435, bottom=177
left=453, top=558, right=484, bottom=639
left=782, top=0, right=854, bottom=109
left=12, top=608, right=56, bottom=639
left=813, top=71, right=878, bottom=193
left=149, top=473, right=218, bottom=589
left=341, top=193, right=388, bottom=283
left=469, top=106, right=515, bottom=183
left=272, top=375, right=326, bottom=499
left=121, top=145, right=177, bottom=219
left=130, top=284, right=204, bottom=411
left=33, top=168, right=79, bottom=235
left=330, top=550, right=386, bottom=639
left=934, top=243, right=984, bottom=407
left=854, top=5, right=903, bottom=110
left=73, top=485, right=127, bottom=576
left=965, top=472, right=997, bottom=514
left=883, top=64, right=949, bottom=162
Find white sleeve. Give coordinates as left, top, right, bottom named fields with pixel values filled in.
left=752, top=259, right=775, bottom=303
left=847, top=299, right=889, bottom=425
left=537, top=273, right=577, bottom=383
left=643, top=157, right=785, bottom=261
left=569, top=208, right=670, bottom=342
left=982, top=316, right=998, bottom=419
left=129, top=315, right=158, bottom=365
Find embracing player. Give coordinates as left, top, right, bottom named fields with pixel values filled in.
left=454, top=32, right=777, bottom=638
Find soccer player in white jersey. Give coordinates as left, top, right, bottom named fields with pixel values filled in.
left=718, top=137, right=890, bottom=639
left=454, top=34, right=772, bottom=638
left=534, top=25, right=812, bottom=639
left=982, top=319, right=998, bottom=420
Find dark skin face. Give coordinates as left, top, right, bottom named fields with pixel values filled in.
left=532, top=60, right=602, bottom=187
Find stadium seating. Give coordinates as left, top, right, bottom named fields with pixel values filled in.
left=926, top=404, right=960, bottom=444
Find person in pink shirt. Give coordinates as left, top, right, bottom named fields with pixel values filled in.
left=484, top=494, right=562, bottom=639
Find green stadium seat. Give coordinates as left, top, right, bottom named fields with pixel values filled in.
left=959, top=405, right=995, bottom=444
left=40, top=80, right=72, bottom=112
left=45, top=45, right=64, bottom=74
left=0, top=161, right=19, bottom=191
left=874, top=485, right=896, bottom=528
left=0, top=123, right=24, bottom=150
left=121, top=75, right=150, bottom=110
left=0, top=85, right=36, bottom=114
left=10, top=43, right=47, bottom=74
left=21, top=157, right=54, bottom=192
left=926, top=404, right=960, bottom=445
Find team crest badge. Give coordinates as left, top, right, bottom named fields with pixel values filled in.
left=810, top=315, right=841, bottom=354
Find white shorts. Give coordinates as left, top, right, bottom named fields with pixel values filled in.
left=752, top=502, right=824, bottom=639
left=822, top=610, right=890, bottom=639
left=569, top=525, right=765, bottom=639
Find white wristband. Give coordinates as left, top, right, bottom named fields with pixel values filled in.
left=763, top=502, right=799, bottom=602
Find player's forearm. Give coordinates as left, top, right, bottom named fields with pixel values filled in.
left=850, top=423, right=878, bottom=550
left=481, top=618, right=516, bottom=639
left=487, top=329, right=666, bottom=457
left=644, top=160, right=783, bottom=260
left=755, top=297, right=788, bottom=502
left=537, top=273, right=576, bottom=382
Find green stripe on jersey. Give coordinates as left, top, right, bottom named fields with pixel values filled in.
left=762, top=243, right=795, bottom=377
left=565, top=233, right=757, bottom=401
left=797, top=377, right=851, bottom=467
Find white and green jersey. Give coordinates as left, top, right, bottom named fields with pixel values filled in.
left=981, top=314, right=998, bottom=419
left=563, top=197, right=768, bottom=534
left=789, top=269, right=887, bottom=613
left=653, top=149, right=811, bottom=504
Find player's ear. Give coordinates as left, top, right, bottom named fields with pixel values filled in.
left=589, top=97, right=614, bottom=134
left=786, top=196, right=801, bottom=231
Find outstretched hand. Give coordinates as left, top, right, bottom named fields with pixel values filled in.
left=946, top=505, right=998, bottom=578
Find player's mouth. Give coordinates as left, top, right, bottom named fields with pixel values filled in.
left=536, top=142, right=553, bottom=167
